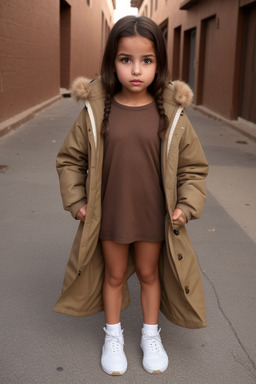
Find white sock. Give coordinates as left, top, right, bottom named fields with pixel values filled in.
left=106, top=322, right=121, bottom=334
left=143, top=323, right=158, bottom=335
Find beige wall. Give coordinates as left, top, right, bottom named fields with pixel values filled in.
left=0, top=0, right=114, bottom=124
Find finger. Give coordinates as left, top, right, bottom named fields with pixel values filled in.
left=172, top=209, right=181, bottom=220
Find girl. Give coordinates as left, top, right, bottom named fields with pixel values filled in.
left=54, top=16, right=208, bottom=376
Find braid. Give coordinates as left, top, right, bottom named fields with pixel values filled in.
left=155, top=94, right=169, bottom=140
left=101, top=93, right=112, bottom=137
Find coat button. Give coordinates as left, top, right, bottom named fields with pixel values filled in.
left=185, top=286, right=190, bottom=294
left=178, top=253, right=183, bottom=261
left=174, top=229, right=179, bottom=235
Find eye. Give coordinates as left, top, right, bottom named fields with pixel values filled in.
left=143, top=58, right=153, bottom=64
left=120, top=57, right=131, bottom=64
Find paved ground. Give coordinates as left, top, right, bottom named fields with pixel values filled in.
left=0, top=98, right=256, bottom=384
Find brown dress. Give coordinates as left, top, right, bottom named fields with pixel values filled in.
left=99, top=99, right=165, bottom=244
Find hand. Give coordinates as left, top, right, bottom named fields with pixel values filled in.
left=76, top=204, right=87, bottom=222
left=172, top=208, right=186, bottom=226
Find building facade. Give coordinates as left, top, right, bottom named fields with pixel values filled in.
left=0, top=0, right=115, bottom=126
left=132, top=0, right=256, bottom=125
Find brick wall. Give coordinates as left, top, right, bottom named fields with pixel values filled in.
left=0, top=0, right=60, bottom=122
left=0, top=0, right=114, bottom=124
left=138, top=0, right=256, bottom=122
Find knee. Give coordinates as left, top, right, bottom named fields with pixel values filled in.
left=105, top=269, right=126, bottom=288
left=136, top=267, right=158, bottom=285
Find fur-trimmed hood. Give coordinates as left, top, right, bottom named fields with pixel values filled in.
left=71, top=76, right=193, bottom=108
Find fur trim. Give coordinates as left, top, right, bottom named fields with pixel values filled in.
left=71, top=77, right=92, bottom=101
left=71, top=76, right=193, bottom=107
left=173, top=80, right=193, bottom=107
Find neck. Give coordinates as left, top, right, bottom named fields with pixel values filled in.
left=114, top=91, right=153, bottom=107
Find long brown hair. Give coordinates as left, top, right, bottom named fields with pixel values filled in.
left=101, top=16, right=169, bottom=139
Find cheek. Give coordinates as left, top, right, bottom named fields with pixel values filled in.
left=148, top=68, right=157, bottom=81
left=115, top=66, right=127, bottom=80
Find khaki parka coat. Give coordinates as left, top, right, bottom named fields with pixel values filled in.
left=54, top=77, right=208, bottom=329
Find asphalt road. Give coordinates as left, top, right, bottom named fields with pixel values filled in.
left=1, top=97, right=256, bottom=384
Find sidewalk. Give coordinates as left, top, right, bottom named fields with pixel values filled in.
left=194, top=104, right=256, bottom=144
left=0, top=97, right=256, bottom=384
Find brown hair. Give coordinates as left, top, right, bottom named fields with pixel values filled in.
left=101, top=16, right=169, bottom=139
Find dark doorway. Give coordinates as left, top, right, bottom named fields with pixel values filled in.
left=199, top=16, right=217, bottom=110
left=239, top=3, right=256, bottom=124
left=60, top=0, right=71, bottom=89
left=183, top=28, right=196, bottom=91
left=172, top=26, right=181, bottom=80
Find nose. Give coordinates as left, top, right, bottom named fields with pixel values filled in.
left=132, top=61, right=141, bottom=75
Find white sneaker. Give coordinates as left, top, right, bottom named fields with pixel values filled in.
left=141, top=328, right=168, bottom=374
left=101, top=327, right=127, bottom=375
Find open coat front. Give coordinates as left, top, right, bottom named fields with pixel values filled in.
left=54, top=77, right=208, bottom=329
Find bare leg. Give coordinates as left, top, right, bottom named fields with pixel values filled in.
left=101, top=240, right=129, bottom=324
left=133, top=241, right=162, bottom=325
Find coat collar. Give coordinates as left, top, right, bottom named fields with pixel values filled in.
left=71, top=77, right=192, bottom=154
left=71, top=77, right=105, bottom=102
left=71, top=76, right=193, bottom=108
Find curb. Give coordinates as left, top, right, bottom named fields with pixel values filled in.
left=0, top=95, right=62, bottom=139
left=193, top=105, right=256, bottom=144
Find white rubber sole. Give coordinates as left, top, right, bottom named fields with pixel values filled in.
left=142, top=359, right=168, bottom=374
left=101, top=363, right=127, bottom=376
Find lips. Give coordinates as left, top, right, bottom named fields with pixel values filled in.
left=130, top=79, right=143, bottom=85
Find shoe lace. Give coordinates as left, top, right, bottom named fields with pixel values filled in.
left=103, top=327, right=124, bottom=353
left=143, top=329, right=162, bottom=353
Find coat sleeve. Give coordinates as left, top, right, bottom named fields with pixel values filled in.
left=56, top=108, right=89, bottom=218
left=176, top=114, right=208, bottom=221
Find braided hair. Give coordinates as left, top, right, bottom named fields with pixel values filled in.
left=101, top=16, right=169, bottom=139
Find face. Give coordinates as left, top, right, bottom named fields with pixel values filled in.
left=114, top=35, right=157, bottom=100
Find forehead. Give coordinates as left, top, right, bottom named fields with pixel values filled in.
left=116, top=35, right=155, bottom=55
